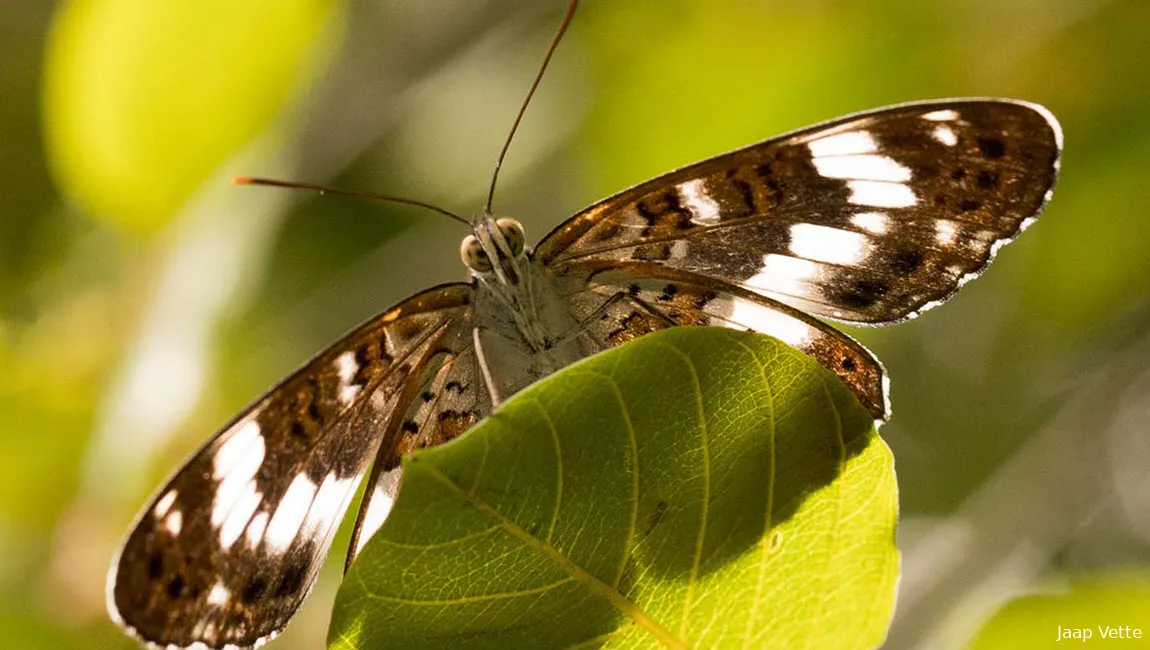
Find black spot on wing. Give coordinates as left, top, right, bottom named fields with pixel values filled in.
left=630, top=243, right=674, bottom=261
left=978, top=137, right=1006, bottom=159
left=635, top=189, right=693, bottom=232
left=275, top=562, right=307, bottom=600
left=290, top=421, right=308, bottom=442
left=147, top=553, right=163, bottom=580
left=241, top=577, right=268, bottom=604
left=732, top=178, right=757, bottom=215
left=166, top=575, right=185, bottom=599
left=589, top=219, right=623, bottom=242
left=838, top=280, right=889, bottom=309
left=753, top=163, right=777, bottom=190
left=435, top=409, right=479, bottom=440
left=891, top=250, right=924, bottom=275
left=354, top=343, right=371, bottom=367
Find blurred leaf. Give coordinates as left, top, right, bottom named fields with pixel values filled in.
left=582, top=3, right=863, bottom=196
left=0, top=609, right=90, bottom=650
left=1015, top=0, right=1150, bottom=336
left=968, top=573, right=1150, bottom=650
left=42, top=0, right=344, bottom=234
left=330, top=328, right=898, bottom=649
left=1024, top=135, right=1150, bottom=336
left=0, top=2, right=58, bottom=309
left=0, top=289, right=115, bottom=528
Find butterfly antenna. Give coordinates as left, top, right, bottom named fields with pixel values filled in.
left=235, top=177, right=472, bottom=227
left=484, top=0, right=579, bottom=215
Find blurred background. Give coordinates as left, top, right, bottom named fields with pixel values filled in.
left=2, top=0, right=1148, bottom=648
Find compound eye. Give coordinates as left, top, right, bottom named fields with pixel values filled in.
left=460, top=235, right=493, bottom=273
left=496, top=218, right=526, bottom=257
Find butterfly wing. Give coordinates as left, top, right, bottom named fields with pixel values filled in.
left=345, top=337, right=492, bottom=567
left=109, top=283, right=474, bottom=649
left=559, top=261, right=889, bottom=419
left=537, top=99, right=1061, bottom=324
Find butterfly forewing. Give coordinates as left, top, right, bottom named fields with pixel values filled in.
left=536, top=99, right=1061, bottom=324
left=110, top=284, right=473, bottom=649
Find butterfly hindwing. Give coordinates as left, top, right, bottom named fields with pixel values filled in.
left=536, top=99, right=1061, bottom=324
left=346, top=339, right=492, bottom=567
left=109, top=284, right=473, bottom=649
left=559, top=262, right=888, bottom=419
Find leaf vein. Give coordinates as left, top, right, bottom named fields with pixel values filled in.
left=803, top=376, right=848, bottom=650
left=652, top=341, right=710, bottom=642
left=732, top=338, right=778, bottom=647
left=529, top=397, right=564, bottom=544
left=409, top=461, right=686, bottom=649
left=373, top=524, right=502, bottom=551
left=364, top=576, right=577, bottom=606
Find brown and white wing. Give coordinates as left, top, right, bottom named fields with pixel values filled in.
left=345, top=336, right=493, bottom=567
left=536, top=99, right=1061, bottom=324
left=560, top=262, right=889, bottom=420
left=109, top=283, right=474, bottom=649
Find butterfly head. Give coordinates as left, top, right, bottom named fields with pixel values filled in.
left=460, top=216, right=527, bottom=286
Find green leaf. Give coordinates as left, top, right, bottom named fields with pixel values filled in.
left=330, top=328, right=898, bottom=649
left=968, top=573, right=1150, bottom=650
left=42, top=0, right=344, bottom=234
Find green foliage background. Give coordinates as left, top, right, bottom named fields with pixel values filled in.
left=1, top=0, right=1148, bottom=648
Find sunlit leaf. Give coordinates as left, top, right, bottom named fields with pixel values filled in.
left=330, top=328, right=898, bottom=649
left=968, top=573, right=1150, bottom=650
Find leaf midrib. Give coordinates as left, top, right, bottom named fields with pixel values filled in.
left=411, top=462, right=688, bottom=649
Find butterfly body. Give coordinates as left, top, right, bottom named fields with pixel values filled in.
left=110, top=98, right=1061, bottom=649
left=467, top=216, right=599, bottom=404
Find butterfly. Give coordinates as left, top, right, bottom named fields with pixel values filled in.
left=106, top=5, right=1062, bottom=650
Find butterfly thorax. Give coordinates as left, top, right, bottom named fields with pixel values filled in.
left=462, top=216, right=596, bottom=403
